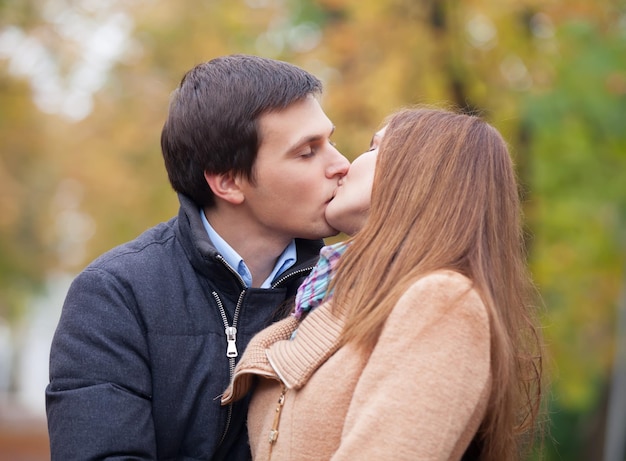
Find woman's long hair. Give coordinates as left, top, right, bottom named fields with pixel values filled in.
left=329, top=108, right=543, bottom=461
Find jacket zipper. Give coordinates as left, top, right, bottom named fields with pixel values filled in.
left=213, top=290, right=245, bottom=447
left=210, top=255, right=314, bottom=450
left=271, top=266, right=315, bottom=288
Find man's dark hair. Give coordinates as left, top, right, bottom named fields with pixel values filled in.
left=161, top=54, right=323, bottom=208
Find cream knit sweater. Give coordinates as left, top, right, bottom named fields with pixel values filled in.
left=222, top=270, right=492, bottom=460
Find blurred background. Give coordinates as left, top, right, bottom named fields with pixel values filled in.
left=0, top=0, right=625, bottom=459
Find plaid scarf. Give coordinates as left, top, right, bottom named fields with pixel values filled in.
left=292, top=241, right=349, bottom=320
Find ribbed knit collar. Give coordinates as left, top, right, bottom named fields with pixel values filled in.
left=221, top=300, right=346, bottom=405
left=267, top=300, right=346, bottom=390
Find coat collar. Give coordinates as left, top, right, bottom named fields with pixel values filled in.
left=266, top=301, right=346, bottom=390
left=176, top=193, right=323, bottom=291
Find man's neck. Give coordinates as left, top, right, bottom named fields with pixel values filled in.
left=203, top=207, right=292, bottom=288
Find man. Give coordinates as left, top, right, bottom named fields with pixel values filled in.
left=46, top=54, right=349, bottom=460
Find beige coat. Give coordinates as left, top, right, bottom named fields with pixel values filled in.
left=222, top=270, right=492, bottom=460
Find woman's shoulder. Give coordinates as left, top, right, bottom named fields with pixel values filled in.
left=396, top=270, right=488, bottom=324
left=404, top=270, right=474, bottom=298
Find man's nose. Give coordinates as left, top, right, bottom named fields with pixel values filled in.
left=326, top=149, right=350, bottom=178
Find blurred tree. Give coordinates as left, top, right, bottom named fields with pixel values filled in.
left=0, top=0, right=158, bottom=319
left=0, top=74, right=50, bottom=320
left=521, top=19, right=626, bottom=460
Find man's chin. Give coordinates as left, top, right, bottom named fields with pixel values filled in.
left=301, top=224, right=340, bottom=241
left=321, top=221, right=342, bottom=238
left=323, top=228, right=341, bottom=239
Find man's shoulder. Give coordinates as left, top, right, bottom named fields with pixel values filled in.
left=87, top=217, right=179, bottom=273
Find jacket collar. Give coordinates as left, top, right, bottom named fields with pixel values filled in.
left=175, top=193, right=324, bottom=290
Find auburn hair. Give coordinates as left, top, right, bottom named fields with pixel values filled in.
left=329, top=107, right=543, bottom=461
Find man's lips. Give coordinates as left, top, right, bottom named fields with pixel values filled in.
left=327, top=179, right=344, bottom=203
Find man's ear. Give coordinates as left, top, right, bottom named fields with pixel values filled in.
left=204, top=171, right=245, bottom=205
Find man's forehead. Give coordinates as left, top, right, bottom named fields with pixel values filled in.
left=257, top=102, right=333, bottom=149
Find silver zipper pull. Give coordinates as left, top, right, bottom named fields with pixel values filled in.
left=225, top=326, right=238, bottom=358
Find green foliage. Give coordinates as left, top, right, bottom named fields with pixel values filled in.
left=520, top=18, right=626, bottom=459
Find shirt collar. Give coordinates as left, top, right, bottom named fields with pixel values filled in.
left=200, top=209, right=296, bottom=288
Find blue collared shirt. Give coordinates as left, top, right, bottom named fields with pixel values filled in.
left=200, top=209, right=297, bottom=288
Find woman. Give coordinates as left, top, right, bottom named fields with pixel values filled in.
left=222, top=108, right=544, bottom=461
